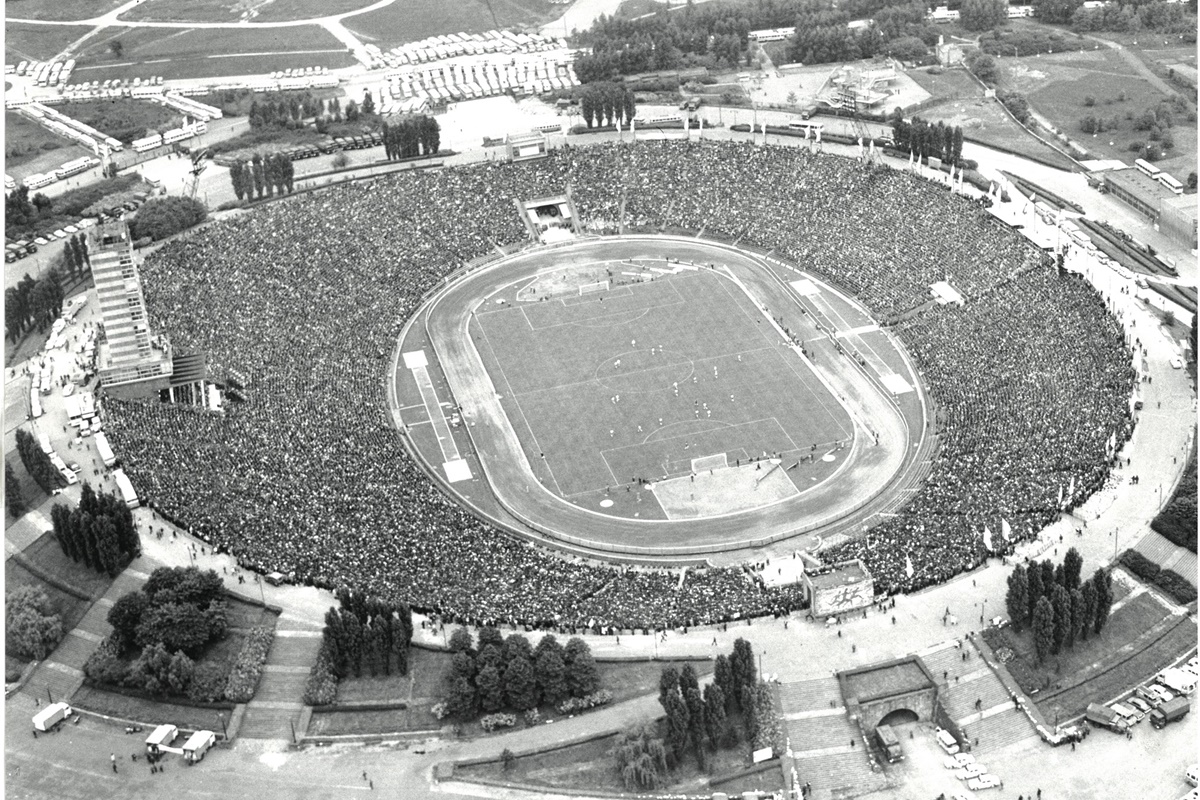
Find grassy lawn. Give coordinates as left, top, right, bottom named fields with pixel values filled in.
left=6, top=0, right=127, bottom=22
left=5, top=23, right=96, bottom=62
left=309, top=706, right=440, bottom=735
left=984, top=590, right=1171, bottom=697
left=224, top=596, right=280, bottom=630
left=457, top=719, right=760, bottom=794
left=62, top=99, right=182, bottom=144
left=70, top=25, right=355, bottom=82
left=1002, top=49, right=1196, bottom=177
left=906, top=66, right=1077, bottom=171
left=5, top=110, right=74, bottom=170
left=72, top=685, right=233, bottom=728
left=345, top=0, right=560, bottom=49
left=119, top=0, right=378, bottom=22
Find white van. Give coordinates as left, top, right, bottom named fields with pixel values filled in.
left=936, top=727, right=960, bottom=754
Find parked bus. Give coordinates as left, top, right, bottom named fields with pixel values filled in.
left=112, top=469, right=140, bottom=508
left=1134, top=158, right=1161, bottom=178
left=94, top=431, right=117, bottom=467
left=1158, top=173, right=1184, bottom=195
left=787, top=120, right=824, bottom=136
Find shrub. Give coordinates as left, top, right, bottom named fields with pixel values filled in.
left=1154, top=570, right=1197, bottom=605
left=222, top=626, right=275, bottom=702
left=303, top=640, right=338, bottom=706
left=555, top=689, right=614, bottom=714
left=1119, top=549, right=1160, bottom=582
left=479, top=712, right=517, bottom=732
left=187, top=661, right=229, bottom=703
left=1150, top=453, right=1197, bottom=551
left=129, top=196, right=207, bottom=242
left=523, top=707, right=541, bottom=726
left=431, top=702, right=449, bottom=720
left=1084, top=95, right=1096, bottom=106
left=83, top=637, right=128, bottom=685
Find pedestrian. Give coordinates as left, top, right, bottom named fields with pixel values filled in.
left=1037, top=790, right=1041, bottom=799
left=111, top=753, right=118, bottom=773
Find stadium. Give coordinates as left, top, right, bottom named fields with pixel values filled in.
left=105, top=138, right=1136, bottom=632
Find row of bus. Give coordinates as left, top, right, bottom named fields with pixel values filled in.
left=152, top=92, right=224, bottom=123
left=1135, top=158, right=1185, bottom=194
left=17, top=102, right=123, bottom=157
left=131, top=121, right=209, bottom=153
left=21, top=156, right=101, bottom=190
left=16, top=58, right=76, bottom=87
left=213, top=130, right=386, bottom=166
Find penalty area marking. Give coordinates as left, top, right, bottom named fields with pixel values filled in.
left=880, top=373, right=913, bottom=395
left=444, top=459, right=472, bottom=483
left=405, top=349, right=472, bottom=483
left=789, top=278, right=820, bottom=296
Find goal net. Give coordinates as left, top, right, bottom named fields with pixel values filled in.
left=579, top=280, right=609, bottom=296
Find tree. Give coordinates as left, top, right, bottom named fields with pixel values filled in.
left=478, top=626, right=504, bottom=651
left=563, top=637, right=599, bottom=697
left=362, top=89, right=376, bottom=116
left=731, top=638, right=756, bottom=705
left=6, top=461, right=25, bottom=518
left=658, top=665, right=680, bottom=708
left=1040, top=560, right=1056, bottom=598
left=6, top=586, right=63, bottom=660
left=702, top=683, right=727, bottom=749
left=1063, top=547, right=1083, bottom=591
left=130, top=642, right=174, bottom=694
left=502, top=655, right=539, bottom=711
left=1067, top=587, right=1086, bottom=648
left=534, top=648, right=569, bottom=706
left=446, top=674, right=479, bottom=719
left=713, top=654, right=735, bottom=714
left=1032, top=596, right=1054, bottom=663
left=109, top=40, right=124, bottom=58
left=663, top=688, right=690, bottom=763
left=1091, top=569, right=1113, bottom=634
left=1187, top=171, right=1197, bottom=190
left=1079, top=580, right=1097, bottom=641
left=448, top=627, right=474, bottom=656
left=967, top=52, right=998, bottom=84
left=135, top=601, right=215, bottom=653
left=476, top=661, right=505, bottom=712
left=1050, top=584, right=1071, bottom=654
left=107, top=591, right=149, bottom=650
left=1026, top=557, right=1044, bottom=621
left=684, top=686, right=707, bottom=768
left=1006, top=564, right=1030, bottom=631
left=130, top=197, right=208, bottom=242
left=167, top=650, right=195, bottom=694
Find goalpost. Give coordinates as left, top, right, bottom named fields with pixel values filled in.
left=578, top=280, right=609, bottom=296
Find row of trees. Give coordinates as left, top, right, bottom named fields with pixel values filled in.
left=579, top=82, right=637, bottom=129
left=323, top=587, right=413, bottom=679
left=5, top=185, right=53, bottom=231
left=889, top=109, right=965, bottom=165
left=1005, top=548, right=1114, bottom=662
left=5, top=269, right=65, bottom=345
left=1069, top=0, right=1196, bottom=33
left=229, top=153, right=296, bottom=201
left=959, top=0, right=1010, bottom=30
left=14, top=428, right=65, bottom=494
left=50, top=483, right=142, bottom=577
left=380, top=115, right=441, bottom=160
left=439, top=628, right=600, bottom=720
left=59, top=232, right=91, bottom=279
left=130, top=196, right=208, bottom=242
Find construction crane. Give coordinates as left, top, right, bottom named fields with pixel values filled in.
left=186, top=149, right=210, bottom=199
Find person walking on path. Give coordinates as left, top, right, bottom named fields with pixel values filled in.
left=111, top=753, right=117, bottom=773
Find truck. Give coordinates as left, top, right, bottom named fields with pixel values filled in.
left=1085, top=702, right=1128, bottom=733
left=875, top=724, right=903, bottom=762
left=1150, top=697, right=1190, bottom=729
left=182, top=730, right=216, bottom=763
left=146, top=723, right=178, bottom=754
left=32, top=702, right=72, bottom=731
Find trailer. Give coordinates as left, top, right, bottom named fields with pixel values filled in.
left=112, top=469, right=140, bottom=508
left=182, top=730, right=217, bottom=763
left=94, top=431, right=117, bottom=467
left=32, top=703, right=72, bottom=731
left=146, top=724, right=178, bottom=754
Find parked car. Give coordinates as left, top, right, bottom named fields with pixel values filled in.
left=968, top=774, right=1002, bottom=791
left=1127, top=696, right=1152, bottom=715
left=1135, top=686, right=1162, bottom=706
left=1149, top=685, right=1175, bottom=705
left=955, top=764, right=987, bottom=781
left=944, top=752, right=976, bottom=769
left=1110, top=701, right=1141, bottom=723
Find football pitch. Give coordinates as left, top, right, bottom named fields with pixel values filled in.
left=470, top=264, right=854, bottom=520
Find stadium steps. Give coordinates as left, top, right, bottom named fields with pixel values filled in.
left=956, top=706, right=1038, bottom=754
left=1135, top=531, right=1197, bottom=587
left=21, top=660, right=84, bottom=706
left=236, top=628, right=323, bottom=739
left=778, top=677, right=843, bottom=713
left=790, top=750, right=892, bottom=800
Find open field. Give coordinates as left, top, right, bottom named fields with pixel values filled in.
left=906, top=66, right=1078, bottom=171
left=5, top=0, right=127, bottom=22
left=5, top=23, right=95, bottom=62
left=4, top=110, right=91, bottom=174
left=63, top=99, right=183, bottom=144
left=1002, top=49, right=1197, bottom=178
left=70, top=25, right=355, bottom=82
left=72, top=685, right=234, bottom=728
left=472, top=267, right=852, bottom=516
left=345, top=0, right=560, bottom=48
left=120, top=0, right=380, bottom=22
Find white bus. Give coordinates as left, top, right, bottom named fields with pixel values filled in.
left=112, top=469, right=140, bottom=508
left=80, top=391, right=96, bottom=420
left=30, top=388, right=43, bottom=419
left=1158, top=173, right=1184, bottom=195
left=1134, top=158, right=1161, bottom=178
left=787, top=120, right=824, bottom=136
left=94, top=431, right=117, bottom=467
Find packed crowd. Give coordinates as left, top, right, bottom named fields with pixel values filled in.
left=104, top=140, right=1134, bottom=629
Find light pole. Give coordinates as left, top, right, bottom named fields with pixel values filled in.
left=216, top=711, right=227, bottom=740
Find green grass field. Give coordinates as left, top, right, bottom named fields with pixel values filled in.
left=345, top=0, right=560, bottom=48
left=6, top=0, right=126, bottom=22
left=1003, top=49, right=1197, bottom=177
left=472, top=266, right=852, bottom=518
left=906, top=66, right=1078, bottom=171
left=120, top=0, right=381, bottom=22
left=5, top=23, right=95, bottom=62
left=62, top=99, right=183, bottom=144
left=69, top=25, right=355, bottom=82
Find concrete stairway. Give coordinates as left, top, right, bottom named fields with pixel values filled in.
left=236, top=629, right=323, bottom=740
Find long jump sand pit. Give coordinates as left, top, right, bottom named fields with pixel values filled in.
left=652, top=460, right=797, bottom=519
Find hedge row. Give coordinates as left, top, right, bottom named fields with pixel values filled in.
left=1150, top=453, right=1197, bottom=552
left=1154, top=570, right=1198, bottom=606
left=303, top=640, right=337, bottom=706
left=222, top=626, right=274, bottom=703
left=1119, top=549, right=1161, bottom=582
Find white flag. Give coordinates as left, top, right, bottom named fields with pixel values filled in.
left=631, top=118, right=636, bottom=134
left=909, top=150, right=914, bottom=167
left=815, top=127, right=821, bottom=142
left=684, top=116, right=690, bottom=133
left=616, top=117, right=622, bottom=133
left=982, top=526, right=994, bottom=552
left=1001, top=518, right=1013, bottom=542
left=698, top=116, right=703, bottom=132
left=869, top=139, right=876, bottom=155
left=1057, top=484, right=1064, bottom=508
left=905, top=555, right=915, bottom=579
left=1068, top=475, right=1075, bottom=501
